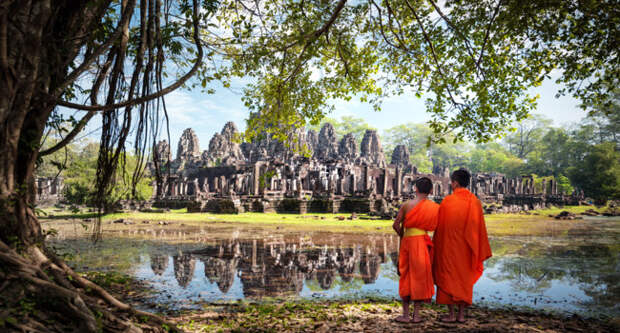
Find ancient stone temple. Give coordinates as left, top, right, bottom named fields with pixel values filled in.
left=206, top=121, right=245, bottom=166
left=35, top=176, right=64, bottom=204
left=150, top=121, right=581, bottom=214
left=314, top=123, right=339, bottom=161
left=358, top=130, right=386, bottom=167
left=391, top=145, right=410, bottom=167
left=154, top=140, right=171, bottom=163
left=177, top=128, right=200, bottom=161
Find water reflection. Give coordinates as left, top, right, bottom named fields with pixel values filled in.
left=150, top=254, right=168, bottom=276
left=135, top=233, right=619, bottom=316
left=172, top=254, right=195, bottom=288
left=48, top=217, right=620, bottom=317
left=481, top=241, right=620, bottom=316
left=152, top=237, right=396, bottom=298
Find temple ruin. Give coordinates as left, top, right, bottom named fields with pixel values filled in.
left=149, top=121, right=584, bottom=215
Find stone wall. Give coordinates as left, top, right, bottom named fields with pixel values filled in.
left=35, top=177, right=64, bottom=205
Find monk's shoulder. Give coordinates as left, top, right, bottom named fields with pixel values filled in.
left=439, top=193, right=457, bottom=206
left=424, top=198, right=440, bottom=210
left=400, top=199, right=415, bottom=214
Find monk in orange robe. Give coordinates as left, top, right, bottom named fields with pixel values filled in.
left=433, top=168, right=492, bottom=323
left=392, top=177, right=439, bottom=323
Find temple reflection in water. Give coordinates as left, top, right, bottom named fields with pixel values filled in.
left=148, top=235, right=399, bottom=298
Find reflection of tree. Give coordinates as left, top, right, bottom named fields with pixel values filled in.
left=149, top=254, right=168, bottom=276
left=173, top=254, right=195, bottom=288
left=488, top=257, right=564, bottom=293
left=488, top=240, right=619, bottom=311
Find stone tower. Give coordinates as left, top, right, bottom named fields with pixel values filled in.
left=176, top=128, right=200, bottom=160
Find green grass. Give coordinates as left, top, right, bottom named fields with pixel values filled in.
left=40, top=208, right=394, bottom=233
left=487, top=205, right=600, bottom=220
left=40, top=205, right=615, bottom=237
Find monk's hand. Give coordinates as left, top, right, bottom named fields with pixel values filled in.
left=393, top=222, right=404, bottom=237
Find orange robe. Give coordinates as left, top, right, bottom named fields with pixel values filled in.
left=398, top=199, right=439, bottom=301
left=433, top=188, right=492, bottom=305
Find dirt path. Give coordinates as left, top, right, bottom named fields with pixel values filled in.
left=166, top=300, right=617, bottom=332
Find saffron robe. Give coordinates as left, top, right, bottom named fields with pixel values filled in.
left=433, top=188, right=492, bottom=305
left=398, top=199, right=439, bottom=300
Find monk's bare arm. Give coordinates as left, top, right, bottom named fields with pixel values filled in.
left=393, top=203, right=407, bottom=237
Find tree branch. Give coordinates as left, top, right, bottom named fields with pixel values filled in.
left=282, top=0, right=348, bottom=84
left=38, top=111, right=96, bottom=157
left=51, top=0, right=203, bottom=112
left=403, top=0, right=460, bottom=108
left=56, top=0, right=137, bottom=95
left=476, top=0, right=503, bottom=70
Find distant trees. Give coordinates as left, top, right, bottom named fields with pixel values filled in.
left=38, top=141, right=152, bottom=210
left=307, top=116, right=376, bottom=144
left=504, top=115, right=552, bottom=159
left=382, top=110, right=619, bottom=201
left=568, top=143, right=620, bottom=205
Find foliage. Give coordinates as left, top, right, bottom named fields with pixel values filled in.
left=215, top=0, right=618, bottom=147
left=556, top=174, right=574, bottom=195
left=503, top=114, right=552, bottom=159
left=568, top=143, right=620, bottom=204
left=38, top=141, right=152, bottom=209
left=468, top=143, right=524, bottom=178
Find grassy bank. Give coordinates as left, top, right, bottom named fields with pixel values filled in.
left=40, top=205, right=616, bottom=236
left=41, top=209, right=394, bottom=234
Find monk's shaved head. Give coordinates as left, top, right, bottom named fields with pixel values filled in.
left=451, top=169, right=471, bottom=188
left=415, top=177, right=433, bottom=194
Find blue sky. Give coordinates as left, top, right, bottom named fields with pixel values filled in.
left=70, top=72, right=587, bottom=153
left=154, top=72, right=587, bottom=150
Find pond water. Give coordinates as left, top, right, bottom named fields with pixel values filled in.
left=47, top=217, right=620, bottom=318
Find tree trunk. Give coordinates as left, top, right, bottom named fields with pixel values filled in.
left=0, top=1, right=177, bottom=331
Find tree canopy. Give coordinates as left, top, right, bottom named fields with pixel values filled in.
left=1, top=1, right=618, bottom=330
left=215, top=0, right=618, bottom=145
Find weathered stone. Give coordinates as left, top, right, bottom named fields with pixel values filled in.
left=146, top=122, right=585, bottom=215
left=177, top=128, right=200, bottom=160
left=155, top=140, right=172, bottom=162
left=240, top=142, right=255, bottom=161
left=391, top=144, right=410, bottom=166
left=306, top=130, right=318, bottom=154
left=358, top=130, right=386, bottom=167
left=314, top=123, right=339, bottom=161
left=207, top=122, right=245, bottom=166
left=221, top=121, right=238, bottom=142
left=338, top=133, right=357, bottom=161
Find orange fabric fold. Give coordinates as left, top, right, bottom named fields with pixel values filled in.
left=432, top=188, right=492, bottom=305
left=398, top=199, right=439, bottom=300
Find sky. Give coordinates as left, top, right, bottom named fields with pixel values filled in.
left=149, top=73, right=587, bottom=151
left=70, top=72, right=588, bottom=155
